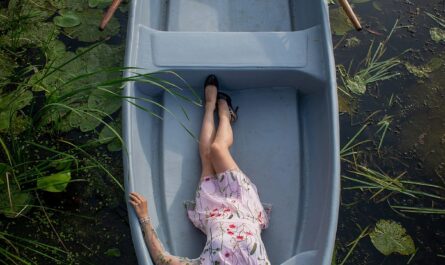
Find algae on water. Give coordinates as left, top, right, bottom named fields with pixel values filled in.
left=430, top=27, right=445, bottom=42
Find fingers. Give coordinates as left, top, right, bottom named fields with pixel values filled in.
left=132, top=192, right=146, bottom=201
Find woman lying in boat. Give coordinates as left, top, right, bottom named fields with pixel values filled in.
left=129, top=74, right=272, bottom=265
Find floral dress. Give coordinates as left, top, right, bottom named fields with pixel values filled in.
left=185, top=169, right=272, bottom=265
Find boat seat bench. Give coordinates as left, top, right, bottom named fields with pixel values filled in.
left=136, top=25, right=323, bottom=73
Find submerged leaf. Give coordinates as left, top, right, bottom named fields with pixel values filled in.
left=0, top=190, right=32, bottom=218
left=0, top=168, right=32, bottom=218
left=430, top=27, right=445, bottom=43
left=37, top=171, right=71, bottom=192
left=330, top=7, right=354, bottom=36
left=54, top=10, right=81, bottom=28
left=99, top=117, right=122, bottom=152
left=369, top=219, right=415, bottom=256
left=63, top=9, right=120, bottom=42
left=104, top=248, right=121, bottom=257
left=345, top=37, right=361, bottom=48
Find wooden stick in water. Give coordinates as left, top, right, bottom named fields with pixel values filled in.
left=99, top=0, right=123, bottom=31
left=338, top=0, right=362, bottom=31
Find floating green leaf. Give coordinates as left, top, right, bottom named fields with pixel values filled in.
left=37, top=171, right=71, bottom=192
left=430, top=27, right=445, bottom=43
left=104, top=248, right=121, bottom=257
left=330, top=7, right=354, bottom=36
left=369, top=219, right=415, bottom=256
left=99, top=117, right=122, bottom=152
left=54, top=10, right=81, bottom=28
left=63, top=9, right=120, bottom=42
left=404, top=57, right=443, bottom=79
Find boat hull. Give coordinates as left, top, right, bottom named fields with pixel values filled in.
left=123, top=1, right=340, bottom=264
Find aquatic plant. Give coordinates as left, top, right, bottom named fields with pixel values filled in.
left=340, top=123, right=370, bottom=163
left=342, top=165, right=445, bottom=202
left=390, top=205, right=445, bottom=215
left=338, top=226, right=369, bottom=265
left=375, top=115, right=392, bottom=151
left=369, top=219, right=415, bottom=256
left=426, top=12, right=445, bottom=43
left=0, top=231, right=72, bottom=264
left=337, top=21, right=402, bottom=96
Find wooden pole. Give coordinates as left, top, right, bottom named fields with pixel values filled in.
left=338, top=0, right=362, bottom=31
left=99, top=0, right=123, bottom=31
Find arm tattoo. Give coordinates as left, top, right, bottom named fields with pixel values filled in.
left=141, top=220, right=201, bottom=265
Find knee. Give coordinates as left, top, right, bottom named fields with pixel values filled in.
left=210, top=142, right=225, bottom=158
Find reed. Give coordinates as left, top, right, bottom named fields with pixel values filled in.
left=391, top=205, right=445, bottom=215
left=343, top=165, right=445, bottom=202
left=337, top=20, right=402, bottom=95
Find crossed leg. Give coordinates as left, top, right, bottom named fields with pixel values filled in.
left=199, top=84, right=217, bottom=179
left=199, top=81, right=239, bottom=180
left=209, top=99, right=239, bottom=174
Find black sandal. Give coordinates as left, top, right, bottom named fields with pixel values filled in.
left=217, top=92, right=239, bottom=123
left=204, top=74, right=218, bottom=90
left=204, top=75, right=218, bottom=110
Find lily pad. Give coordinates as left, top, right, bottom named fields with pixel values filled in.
left=99, top=117, right=122, bottom=152
left=430, top=27, right=445, bottom=43
left=54, top=10, right=81, bottom=28
left=369, top=219, right=415, bottom=256
left=37, top=171, right=71, bottom=192
left=330, top=7, right=354, bottom=36
left=63, top=9, right=120, bottom=42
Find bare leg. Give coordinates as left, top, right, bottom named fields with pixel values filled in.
left=210, top=99, right=239, bottom=174
left=199, top=84, right=217, bottom=179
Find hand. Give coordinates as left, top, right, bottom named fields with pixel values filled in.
left=129, top=192, right=149, bottom=219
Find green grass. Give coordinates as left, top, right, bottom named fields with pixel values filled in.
left=337, top=20, right=402, bottom=96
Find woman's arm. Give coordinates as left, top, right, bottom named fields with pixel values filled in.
left=129, top=192, right=201, bottom=265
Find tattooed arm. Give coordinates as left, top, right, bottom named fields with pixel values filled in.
left=129, top=192, right=201, bottom=265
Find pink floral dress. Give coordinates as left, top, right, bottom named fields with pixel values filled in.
left=185, top=169, right=272, bottom=265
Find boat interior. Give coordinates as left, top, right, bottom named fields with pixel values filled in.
left=124, top=1, right=339, bottom=265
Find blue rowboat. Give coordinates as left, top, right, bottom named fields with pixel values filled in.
left=123, top=1, right=340, bottom=264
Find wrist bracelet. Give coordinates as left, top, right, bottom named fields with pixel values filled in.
left=139, top=216, right=150, bottom=225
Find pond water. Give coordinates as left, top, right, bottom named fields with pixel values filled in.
left=0, top=0, right=444, bottom=264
